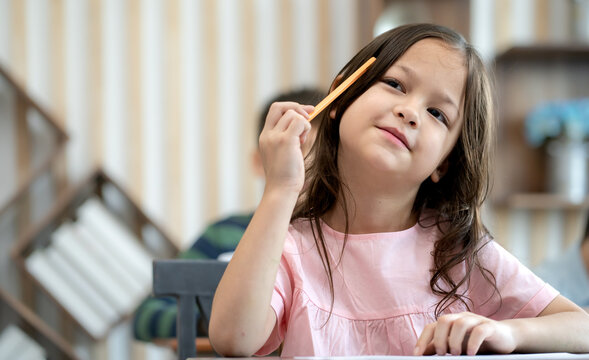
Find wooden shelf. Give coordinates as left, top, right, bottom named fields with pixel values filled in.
left=10, top=168, right=179, bottom=340
left=500, top=193, right=589, bottom=210
left=490, top=44, right=589, bottom=202
left=495, top=44, right=589, bottom=62
left=0, top=64, right=68, bottom=217
left=12, top=169, right=178, bottom=259
left=0, top=287, right=78, bottom=359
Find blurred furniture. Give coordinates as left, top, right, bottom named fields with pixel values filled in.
left=152, top=259, right=228, bottom=360
left=493, top=45, right=589, bottom=204
left=0, top=287, right=79, bottom=359
left=0, top=64, right=68, bottom=229
left=490, top=45, right=589, bottom=266
left=0, top=62, right=73, bottom=358
left=373, top=0, right=470, bottom=40
left=11, top=168, right=179, bottom=340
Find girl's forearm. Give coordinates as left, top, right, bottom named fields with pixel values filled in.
left=209, top=187, right=299, bottom=356
left=509, top=311, right=589, bottom=353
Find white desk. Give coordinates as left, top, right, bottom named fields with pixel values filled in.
left=188, top=353, right=589, bottom=360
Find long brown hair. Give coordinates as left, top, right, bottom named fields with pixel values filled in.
left=293, top=23, right=497, bottom=318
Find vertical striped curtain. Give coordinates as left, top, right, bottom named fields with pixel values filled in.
left=0, top=0, right=360, bottom=249
left=1, top=0, right=585, bottom=271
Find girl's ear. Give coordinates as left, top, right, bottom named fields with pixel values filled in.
left=329, top=108, right=337, bottom=119
left=430, top=159, right=449, bottom=183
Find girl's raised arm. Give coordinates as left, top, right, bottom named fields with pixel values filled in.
left=208, top=102, right=313, bottom=356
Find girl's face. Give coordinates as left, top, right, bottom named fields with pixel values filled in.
left=337, top=38, right=467, bottom=191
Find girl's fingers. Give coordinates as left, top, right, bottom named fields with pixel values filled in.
left=415, top=313, right=492, bottom=356
left=260, top=108, right=310, bottom=157
left=265, top=102, right=299, bottom=125
left=432, top=314, right=459, bottom=355
left=292, top=104, right=312, bottom=118
left=274, top=109, right=304, bottom=132
left=302, top=104, right=315, bottom=116
left=413, top=323, right=435, bottom=356
left=466, top=322, right=494, bottom=355
left=285, top=114, right=311, bottom=139
left=448, top=316, right=484, bottom=355
left=264, top=102, right=311, bottom=130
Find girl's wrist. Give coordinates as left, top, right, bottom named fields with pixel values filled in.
left=502, top=318, right=529, bottom=353
left=262, top=183, right=301, bottom=201
left=262, top=184, right=301, bottom=207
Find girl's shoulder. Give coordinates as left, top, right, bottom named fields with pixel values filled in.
left=475, top=238, right=521, bottom=268
left=284, top=218, right=319, bottom=254
left=289, top=217, right=314, bottom=237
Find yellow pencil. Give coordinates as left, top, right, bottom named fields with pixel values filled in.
left=307, top=57, right=376, bottom=122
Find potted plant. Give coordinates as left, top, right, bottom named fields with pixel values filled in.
left=525, top=98, right=589, bottom=201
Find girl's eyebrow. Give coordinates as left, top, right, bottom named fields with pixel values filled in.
left=395, top=64, right=459, bottom=113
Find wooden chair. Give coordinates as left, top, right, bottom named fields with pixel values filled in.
left=152, top=259, right=227, bottom=360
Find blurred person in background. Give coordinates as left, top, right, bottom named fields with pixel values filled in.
left=534, top=218, right=589, bottom=311
left=132, top=87, right=325, bottom=349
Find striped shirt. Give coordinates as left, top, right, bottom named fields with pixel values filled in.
left=132, top=213, right=252, bottom=341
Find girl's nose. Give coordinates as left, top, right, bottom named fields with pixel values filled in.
left=394, top=102, right=419, bottom=128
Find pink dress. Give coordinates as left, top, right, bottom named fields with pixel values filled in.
left=256, top=218, right=558, bottom=356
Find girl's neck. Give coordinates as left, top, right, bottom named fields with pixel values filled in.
left=323, top=185, right=418, bottom=234
left=323, top=158, right=421, bottom=234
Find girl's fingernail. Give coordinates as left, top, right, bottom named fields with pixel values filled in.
left=413, top=346, right=420, bottom=356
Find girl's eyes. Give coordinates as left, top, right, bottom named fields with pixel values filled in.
left=382, top=77, right=450, bottom=125
left=382, top=78, right=404, bottom=92
left=428, top=108, right=448, bottom=125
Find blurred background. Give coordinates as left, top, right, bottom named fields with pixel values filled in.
left=1, top=0, right=589, bottom=359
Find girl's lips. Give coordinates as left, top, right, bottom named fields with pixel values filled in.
left=377, top=126, right=411, bottom=150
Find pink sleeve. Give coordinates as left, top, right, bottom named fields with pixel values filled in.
left=254, top=252, right=294, bottom=356
left=469, top=240, right=559, bottom=319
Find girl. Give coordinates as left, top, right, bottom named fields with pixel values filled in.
left=209, top=23, right=589, bottom=357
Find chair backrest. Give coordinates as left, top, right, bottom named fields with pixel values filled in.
left=152, top=259, right=228, bottom=360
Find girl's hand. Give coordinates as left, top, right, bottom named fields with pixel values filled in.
left=259, top=102, right=314, bottom=193
left=413, top=312, right=517, bottom=356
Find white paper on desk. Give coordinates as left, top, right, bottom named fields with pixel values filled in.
left=293, top=354, right=589, bottom=360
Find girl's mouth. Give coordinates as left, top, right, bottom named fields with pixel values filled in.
left=377, top=126, right=411, bottom=150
